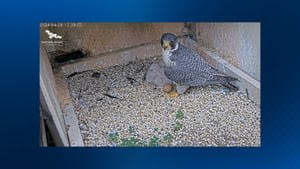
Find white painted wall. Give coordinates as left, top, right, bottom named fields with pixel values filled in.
left=197, top=23, right=260, bottom=81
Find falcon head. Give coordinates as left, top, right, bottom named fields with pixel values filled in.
left=161, top=33, right=179, bottom=51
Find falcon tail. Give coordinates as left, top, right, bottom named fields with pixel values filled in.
left=221, top=76, right=239, bottom=91
left=222, top=82, right=239, bottom=91
left=221, top=76, right=239, bottom=82
left=212, top=75, right=239, bottom=91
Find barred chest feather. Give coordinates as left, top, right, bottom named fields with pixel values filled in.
left=162, top=49, right=176, bottom=67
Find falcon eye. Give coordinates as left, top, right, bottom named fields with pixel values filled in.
left=170, top=41, right=175, bottom=48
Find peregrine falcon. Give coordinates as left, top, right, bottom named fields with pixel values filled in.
left=161, top=33, right=238, bottom=95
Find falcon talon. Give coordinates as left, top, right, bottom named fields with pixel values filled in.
left=169, top=91, right=179, bottom=98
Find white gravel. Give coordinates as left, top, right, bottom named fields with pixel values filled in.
left=66, top=57, right=260, bottom=147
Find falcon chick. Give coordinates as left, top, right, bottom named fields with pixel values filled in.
left=161, top=33, right=238, bottom=95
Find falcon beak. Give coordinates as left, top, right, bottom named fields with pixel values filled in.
left=162, top=41, right=169, bottom=50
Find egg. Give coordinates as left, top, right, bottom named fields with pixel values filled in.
left=163, top=83, right=173, bottom=93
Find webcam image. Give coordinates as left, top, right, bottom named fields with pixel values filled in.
left=40, top=23, right=260, bottom=147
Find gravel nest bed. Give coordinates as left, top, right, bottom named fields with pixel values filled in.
left=66, top=57, right=260, bottom=147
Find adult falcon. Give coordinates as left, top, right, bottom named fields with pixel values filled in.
left=161, top=33, right=238, bottom=96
